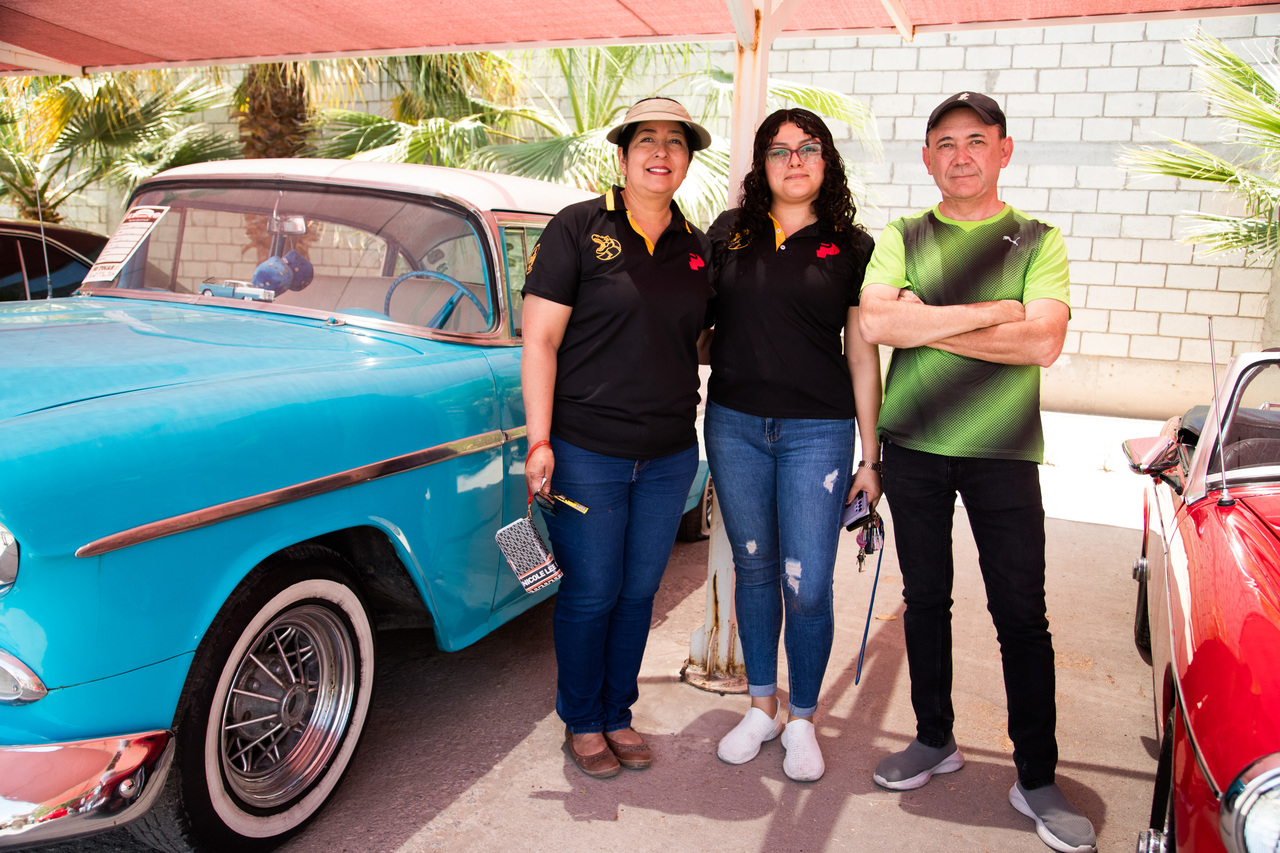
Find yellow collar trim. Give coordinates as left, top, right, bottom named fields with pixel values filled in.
left=611, top=186, right=688, bottom=253
left=627, top=210, right=656, bottom=254
left=769, top=212, right=785, bottom=250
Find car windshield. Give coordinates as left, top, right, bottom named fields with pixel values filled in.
left=1210, top=360, right=1280, bottom=482
left=88, top=184, right=494, bottom=333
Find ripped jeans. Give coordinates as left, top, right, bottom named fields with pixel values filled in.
left=704, top=401, right=854, bottom=717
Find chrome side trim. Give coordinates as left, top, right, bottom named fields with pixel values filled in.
left=77, top=430, right=506, bottom=558
left=0, top=649, right=46, bottom=704
left=0, top=731, right=173, bottom=849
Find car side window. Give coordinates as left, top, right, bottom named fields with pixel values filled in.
left=0, top=237, right=90, bottom=301
left=501, top=225, right=543, bottom=337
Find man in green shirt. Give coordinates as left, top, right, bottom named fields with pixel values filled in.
left=859, top=92, right=1093, bottom=853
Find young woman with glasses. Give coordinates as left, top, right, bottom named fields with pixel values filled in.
left=704, top=108, right=882, bottom=781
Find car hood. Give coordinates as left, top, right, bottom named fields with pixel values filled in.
left=0, top=298, right=426, bottom=419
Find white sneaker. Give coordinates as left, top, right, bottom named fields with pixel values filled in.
left=717, top=704, right=786, bottom=764
left=780, top=718, right=825, bottom=782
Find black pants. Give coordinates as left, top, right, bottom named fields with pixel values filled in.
left=882, top=441, right=1058, bottom=789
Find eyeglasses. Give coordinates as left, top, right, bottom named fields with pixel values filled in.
left=765, top=142, right=823, bottom=166
left=532, top=487, right=589, bottom=516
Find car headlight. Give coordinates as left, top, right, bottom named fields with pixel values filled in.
left=1222, top=754, right=1280, bottom=852
left=0, top=521, right=16, bottom=596
left=0, top=647, right=46, bottom=704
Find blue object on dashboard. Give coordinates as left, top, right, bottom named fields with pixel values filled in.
left=284, top=249, right=314, bottom=290
left=252, top=256, right=293, bottom=292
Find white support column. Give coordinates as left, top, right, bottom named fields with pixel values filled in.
left=724, top=0, right=803, bottom=199
left=683, top=0, right=802, bottom=693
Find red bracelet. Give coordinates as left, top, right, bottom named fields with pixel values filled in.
left=528, top=439, right=551, bottom=457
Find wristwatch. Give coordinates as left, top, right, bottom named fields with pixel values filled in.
left=858, top=460, right=883, bottom=473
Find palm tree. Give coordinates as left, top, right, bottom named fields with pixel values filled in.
left=1120, top=32, right=1280, bottom=266
left=0, top=73, right=237, bottom=222
left=236, top=63, right=311, bottom=159
left=314, top=52, right=541, bottom=165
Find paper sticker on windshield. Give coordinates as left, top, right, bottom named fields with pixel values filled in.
left=82, top=206, right=169, bottom=284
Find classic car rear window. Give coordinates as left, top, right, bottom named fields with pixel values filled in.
left=101, top=185, right=494, bottom=333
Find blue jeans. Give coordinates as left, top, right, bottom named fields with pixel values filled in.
left=881, top=440, right=1057, bottom=788
left=543, top=436, right=698, bottom=734
left=704, top=401, right=854, bottom=717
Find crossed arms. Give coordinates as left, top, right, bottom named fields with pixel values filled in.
left=858, top=283, right=1068, bottom=369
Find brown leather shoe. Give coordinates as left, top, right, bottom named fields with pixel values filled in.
left=565, top=727, right=621, bottom=778
left=604, top=729, right=653, bottom=770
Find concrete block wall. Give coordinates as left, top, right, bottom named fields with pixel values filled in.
left=722, top=14, right=1279, bottom=418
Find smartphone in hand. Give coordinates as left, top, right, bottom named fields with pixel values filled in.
left=841, top=490, right=872, bottom=531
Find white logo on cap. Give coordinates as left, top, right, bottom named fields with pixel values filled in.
left=959, top=93, right=971, bottom=100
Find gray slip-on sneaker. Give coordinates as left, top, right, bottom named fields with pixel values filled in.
left=1009, top=781, right=1097, bottom=853
left=872, top=736, right=964, bottom=790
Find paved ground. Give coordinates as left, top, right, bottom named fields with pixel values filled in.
left=35, top=411, right=1166, bottom=853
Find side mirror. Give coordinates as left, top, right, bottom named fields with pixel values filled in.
left=1123, top=436, right=1178, bottom=476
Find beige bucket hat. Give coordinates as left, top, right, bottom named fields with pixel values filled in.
left=606, top=97, right=712, bottom=152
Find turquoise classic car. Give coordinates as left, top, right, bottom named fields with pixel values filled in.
left=0, top=160, right=710, bottom=852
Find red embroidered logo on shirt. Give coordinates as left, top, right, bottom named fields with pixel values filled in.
left=689, top=253, right=705, bottom=271
left=817, top=243, right=839, bottom=258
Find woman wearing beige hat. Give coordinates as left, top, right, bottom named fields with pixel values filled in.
left=521, top=97, right=714, bottom=779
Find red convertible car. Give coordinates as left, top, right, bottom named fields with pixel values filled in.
left=1124, top=350, right=1280, bottom=853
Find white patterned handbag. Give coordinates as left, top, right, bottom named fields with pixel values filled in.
left=495, top=509, right=562, bottom=594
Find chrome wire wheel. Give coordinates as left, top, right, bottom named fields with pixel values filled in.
left=219, top=604, right=356, bottom=809
left=132, top=551, right=373, bottom=853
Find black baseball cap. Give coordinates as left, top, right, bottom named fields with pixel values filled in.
left=926, top=92, right=1007, bottom=137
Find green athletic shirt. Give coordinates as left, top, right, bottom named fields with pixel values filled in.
left=862, top=204, right=1070, bottom=463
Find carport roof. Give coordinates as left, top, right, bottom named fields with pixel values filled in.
left=2, top=0, right=1279, bottom=76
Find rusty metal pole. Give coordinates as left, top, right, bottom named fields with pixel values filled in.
left=682, top=488, right=745, bottom=690
left=683, top=0, right=801, bottom=693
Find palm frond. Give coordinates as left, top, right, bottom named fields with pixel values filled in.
left=1178, top=211, right=1280, bottom=259
left=468, top=131, right=617, bottom=191
left=108, top=124, right=241, bottom=190
left=314, top=111, right=407, bottom=159
left=676, top=141, right=732, bottom=228
left=1185, top=34, right=1280, bottom=156
left=1119, top=31, right=1280, bottom=265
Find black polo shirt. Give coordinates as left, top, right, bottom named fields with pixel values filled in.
left=524, top=186, right=713, bottom=459
left=707, top=208, right=874, bottom=419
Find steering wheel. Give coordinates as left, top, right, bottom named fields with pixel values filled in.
left=384, top=269, right=487, bottom=329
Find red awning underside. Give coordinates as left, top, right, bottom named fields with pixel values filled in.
left=1, top=0, right=1276, bottom=75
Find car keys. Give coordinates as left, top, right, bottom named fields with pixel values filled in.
left=856, top=512, right=884, bottom=571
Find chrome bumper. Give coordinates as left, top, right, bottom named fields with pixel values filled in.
left=0, top=730, right=173, bottom=848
